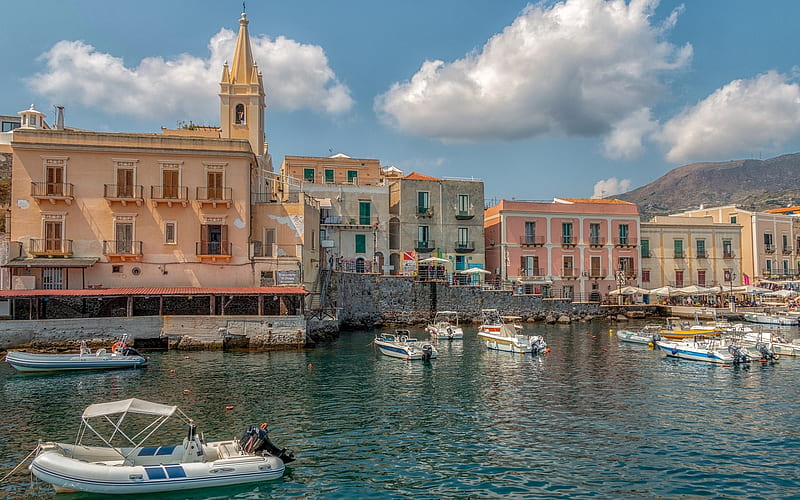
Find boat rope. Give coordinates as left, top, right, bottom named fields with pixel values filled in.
left=0, top=447, right=37, bottom=483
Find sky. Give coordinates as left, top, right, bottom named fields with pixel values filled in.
left=3, top=0, right=800, bottom=203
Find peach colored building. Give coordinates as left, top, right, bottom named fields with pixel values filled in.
left=484, top=198, right=640, bottom=301
left=4, top=13, right=319, bottom=291
left=679, top=205, right=797, bottom=282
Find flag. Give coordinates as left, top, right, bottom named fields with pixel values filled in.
left=743, top=274, right=750, bottom=285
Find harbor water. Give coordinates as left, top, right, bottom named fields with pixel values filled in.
left=2, top=321, right=800, bottom=499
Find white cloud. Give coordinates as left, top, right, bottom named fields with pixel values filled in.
left=375, top=0, right=691, bottom=142
left=602, top=107, right=658, bottom=159
left=592, top=177, right=631, bottom=198
left=656, top=71, right=800, bottom=163
left=29, top=29, right=353, bottom=124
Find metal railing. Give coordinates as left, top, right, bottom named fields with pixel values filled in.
left=519, top=268, right=545, bottom=277
left=520, top=235, right=545, bottom=246
left=454, top=241, right=475, bottom=252
left=104, top=184, right=143, bottom=199
left=561, top=236, right=575, bottom=245
left=151, top=185, right=189, bottom=201
left=29, top=238, right=73, bottom=256
left=196, top=241, right=232, bottom=256
left=102, top=240, right=142, bottom=255
left=613, top=237, right=637, bottom=246
left=31, top=182, right=74, bottom=197
left=196, top=187, right=233, bottom=202
left=589, top=236, right=606, bottom=246
left=416, top=206, right=434, bottom=217
left=415, top=240, right=435, bottom=252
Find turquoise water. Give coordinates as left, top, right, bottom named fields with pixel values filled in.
left=2, top=322, right=800, bottom=499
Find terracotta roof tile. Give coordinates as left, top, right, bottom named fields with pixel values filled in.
left=403, top=172, right=441, bottom=181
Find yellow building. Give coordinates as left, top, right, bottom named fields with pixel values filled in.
left=5, top=13, right=318, bottom=290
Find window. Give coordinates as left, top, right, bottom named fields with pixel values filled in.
left=264, top=228, right=275, bottom=257
left=697, top=270, right=706, bottom=285
left=590, top=256, right=601, bottom=277
left=359, top=201, right=371, bottom=225
left=696, top=239, right=706, bottom=258
left=303, top=168, right=315, bottom=183
left=114, top=221, right=134, bottom=254
left=112, top=265, right=122, bottom=273
left=766, top=260, right=772, bottom=272
left=324, top=169, right=334, bottom=183
left=207, top=170, right=223, bottom=199
left=355, top=234, right=366, bottom=253
left=235, top=104, right=245, bottom=124
left=723, top=239, right=733, bottom=258
left=525, top=221, right=536, bottom=244
left=782, top=234, right=789, bottom=252
left=164, top=221, right=176, bottom=244
left=642, top=269, right=651, bottom=283
left=458, top=194, right=470, bottom=215
left=1, top=121, right=20, bottom=132
left=417, top=226, right=430, bottom=247
left=641, top=239, right=650, bottom=258
left=590, top=223, right=601, bottom=245
left=764, top=233, right=774, bottom=252
left=783, top=260, right=789, bottom=273
left=521, top=255, right=539, bottom=276
left=200, top=224, right=228, bottom=255
left=562, top=255, right=574, bottom=277
left=347, top=170, right=358, bottom=184
left=44, top=220, right=63, bottom=252
left=674, top=239, right=684, bottom=258
left=675, top=270, right=684, bottom=287
left=42, top=268, right=63, bottom=290
left=730, top=215, right=737, bottom=224
left=618, top=257, right=634, bottom=277
left=417, top=192, right=430, bottom=214
left=45, top=159, right=65, bottom=195
left=162, top=166, right=179, bottom=199
left=618, top=224, right=629, bottom=245
left=562, top=222, right=573, bottom=244
left=458, top=227, right=469, bottom=246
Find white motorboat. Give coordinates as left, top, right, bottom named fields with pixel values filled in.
left=743, top=312, right=799, bottom=326
left=5, top=337, right=147, bottom=372
left=477, top=309, right=548, bottom=355
left=728, top=330, right=798, bottom=358
left=373, top=330, right=437, bottom=360
left=655, top=338, right=750, bottom=365
left=615, top=325, right=661, bottom=345
left=29, top=398, right=294, bottom=494
left=425, top=311, right=464, bottom=340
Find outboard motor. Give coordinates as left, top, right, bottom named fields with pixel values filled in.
left=239, top=424, right=296, bottom=463
left=755, top=342, right=778, bottom=361
left=422, top=344, right=433, bottom=361
left=530, top=337, right=547, bottom=355
left=727, top=345, right=749, bottom=365
left=121, top=346, right=141, bottom=357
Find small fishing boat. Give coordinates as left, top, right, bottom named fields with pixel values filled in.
left=5, top=337, right=147, bottom=372
left=659, top=317, right=722, bottom=340
left=373, top=330, right=437, bottom=360
left=615, top=325, right=661, bottom=345
left=29, top=398, right=295, bottom=494
left=655, top=338, right=750, bottom=365
left=425, top=311, right=464, bottom=340
left=742, top=312, right=799, bottom=326
left=477, top=309, right=547, bottom=355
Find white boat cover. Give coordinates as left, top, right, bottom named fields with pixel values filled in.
left=82, top=398, right=177, bottom=419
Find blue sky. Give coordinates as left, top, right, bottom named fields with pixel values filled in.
left=3, top=0, right=800, bottom=202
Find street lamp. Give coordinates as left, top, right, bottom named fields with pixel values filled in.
left=616, top=268, right=626, bottom=305
left=728, top=271, right=737, bottom=312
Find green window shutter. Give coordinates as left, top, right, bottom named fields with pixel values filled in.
left=355, top=234, right=366, bottom=253
left=325, top=169, right=334, bottom=183
left=304, top=168, right=315, bottom=183
left=347, top=170, right=358, bottom=184
left=359, top=201, right=371, bottom=225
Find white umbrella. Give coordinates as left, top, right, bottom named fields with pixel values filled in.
left=419, top=257, right=448, bottom=264
left=677, top=285, right=718, bottom=295
left=609, top=286, right=649, bottom=296
left=732, top=285, right=772, bottom=295
left=765, top=289, right=798, bottom=298
left=457, top=267, right=490, bottom=274
left=648, top=286, right=685, bottom=296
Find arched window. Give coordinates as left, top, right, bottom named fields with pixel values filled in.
left=235, top=104, right=245, bottom=124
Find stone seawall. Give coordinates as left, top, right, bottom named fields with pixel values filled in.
left=329, top=273, right=615, bottom=329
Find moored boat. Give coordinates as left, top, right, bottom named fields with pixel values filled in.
left=425, top=311, right=464, bottom=340
left=373, top=330, right=437, bottom=360
left=615, top=325, right=661, bottom=345
left=477, top=309, right=547, bottom=354
left=742, top=312, right=799, bottom=326
left=655, top=338, right=750, bottom=365
left=28, top=398, right=295, bottom=494
left=5, top=337, right=147, bottom=372
left=659, top=317, right=722, bottom=340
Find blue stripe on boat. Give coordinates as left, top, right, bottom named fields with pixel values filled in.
left=145, top=466, right=167, bottom=479
left=165, top=465, right=186, bottom=478
left=139, top=447, right=159, bottom=456
left=157, top=446, right=177, bottom=455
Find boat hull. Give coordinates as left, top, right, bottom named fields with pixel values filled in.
left=656, top=340, right=736, bottom=364
left=373, top=339, right=437, bottom=360
left=477, top=331, right=546, bottom=354
left=615, top=330, right=658, bottom=345
left=743, top=314, right=798, bottom=326
left=426, top=325, right=464, bottom=340
left=30, top=446, right=284, bottom=494
left=5, top=351, right=147, bottom=372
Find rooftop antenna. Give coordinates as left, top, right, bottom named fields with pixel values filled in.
left=243, top=1, right=246, bottom=13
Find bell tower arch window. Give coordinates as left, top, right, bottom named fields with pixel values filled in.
left=235, top=104, right=245, bottom=125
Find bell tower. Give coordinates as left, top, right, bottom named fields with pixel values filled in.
left=219, top=12, right=266, bottom=157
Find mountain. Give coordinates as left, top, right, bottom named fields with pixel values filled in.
left=616, top=153, right=800, bottom=219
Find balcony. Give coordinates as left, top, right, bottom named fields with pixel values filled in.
left=29, top=238, right=73, bottom=257
left=589, top=268, right=607, bottom=279
left=415, top=240, right=435, bottom=252
left=415, top=206, right=434, bottom=218
left=723, top=251, right=735, bottom=259
left=151, top=185, right=189, bottom=207
left=520, top=235, right=545, bottom=246
left=674, top=250, right=685, bottom=259
left=455, top=210, right=474, bottom=220
left=321, top=215, right=380, bottom=228
left=783, top=246, right=793, bottom=255
left=104, top=184, right=144, bottom=206
left=613, top=237, right=637, bottom=247
left=561, top=268, right=577, bottom=279
left=696, top=250, right=707, bottom=259
left=454, top=240, right=475, bottom=253
left=31, top=182, right=74, bottom=205
left=252, top=191, right=279, bottom=204
left=561, top=235, right=576, bottom=247
left=764, top=244, right=776, bottom=254
left=196, top=187, right=233, bottom=208
left=103, top=240, right=143, bottom=261
left=589, top=236, right=606, bottom=247
left=196, top=241, right=232, bottom=262
left=520, top=268, right=545, bottom=279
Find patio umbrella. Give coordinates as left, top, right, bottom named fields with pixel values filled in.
left=419, top=257, right=449, bottom=264
left=609, top=286, right=649, bottom=296
left=677, top=285, right=718, bottom=294
left=457, top=267, right=491, bottom=274
left=732, top=285, right=772, bottom=295
left=765, top=289, right=799, bottom=298
left=648, top=286, right=685, bottom=296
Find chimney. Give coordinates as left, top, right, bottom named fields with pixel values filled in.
left=55, top=106, right=64, bottom=130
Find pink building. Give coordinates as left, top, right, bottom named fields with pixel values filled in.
left=484, top=198, right=641, bottom=301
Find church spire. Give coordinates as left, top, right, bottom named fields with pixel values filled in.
left=228, top=13, right=256, bottom=85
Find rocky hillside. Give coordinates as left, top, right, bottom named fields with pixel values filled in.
left=617, top=153, right=800, bottom=219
